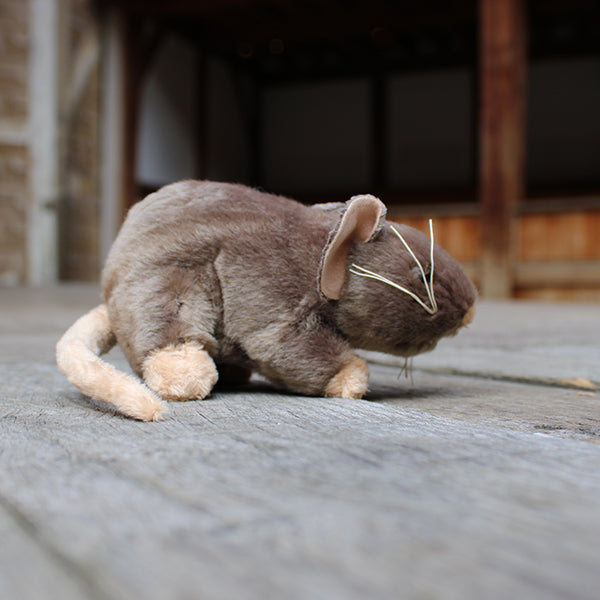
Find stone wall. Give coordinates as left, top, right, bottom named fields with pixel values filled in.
left=0, top=0, right=101, bottom=286
left=0, top=0, right=30, bottom=285
left=59, top=0, right=101, bottom=281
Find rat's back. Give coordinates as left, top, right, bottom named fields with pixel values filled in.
left=102, top=180, right=331, bottom=295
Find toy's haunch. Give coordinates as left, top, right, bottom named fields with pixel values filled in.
left=57, top=180, right=477, bottom=420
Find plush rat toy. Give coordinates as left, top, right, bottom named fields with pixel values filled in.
left=57, top=180, right=476, bottom=421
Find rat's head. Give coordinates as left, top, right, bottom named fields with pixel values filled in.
left=318, top=194, right=477, bottom=357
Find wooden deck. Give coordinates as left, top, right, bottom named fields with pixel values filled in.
left=1, top=285, right=599, bottom=599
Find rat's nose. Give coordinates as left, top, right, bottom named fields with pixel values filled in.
left=462, top=304, right=476, bottom=327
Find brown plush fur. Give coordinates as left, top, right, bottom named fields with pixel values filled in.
left=57, top=180, right=477, bottom=421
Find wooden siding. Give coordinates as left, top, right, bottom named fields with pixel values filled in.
left=391, top=209, right=600, bottom=302
left=518, top=210, right=600, bottom=261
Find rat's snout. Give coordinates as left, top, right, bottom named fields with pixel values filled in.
left=461, top=304, right=476, bottom=328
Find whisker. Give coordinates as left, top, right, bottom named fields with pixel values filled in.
left=350, top=264, right=437, bottom=315
left=428, top=219, right=437, bottom=312
left=390, top=224, right=437, bottom=314
left=397, top=356, right=415, bottom=385
left=398, top=357, right=408, bottom=379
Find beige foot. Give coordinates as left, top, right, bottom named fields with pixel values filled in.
left=142, top=342, right=218, bottom=401
left=325, top=354, right=369, bottom=399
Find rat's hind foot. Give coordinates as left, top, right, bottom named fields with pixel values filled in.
left=325, top=354, right=369, bottom=399
left=142, top=342, right=218, bottom=401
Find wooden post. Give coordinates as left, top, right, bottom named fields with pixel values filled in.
left=28, top=0, right=63, bottom=284
left=99, top=6, right=126, bottom=264
left=121, top=14, right=143, bottom=215
left=478, top=0, right=527, bottom=298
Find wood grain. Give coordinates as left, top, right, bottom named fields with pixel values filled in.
left=479, top=0, right=527, bottom=298
left=518, top=210, right=600, bottom=261
left=1, top=285, right=600, bottom=600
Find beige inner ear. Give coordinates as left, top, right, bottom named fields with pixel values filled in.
left=320, top=194, right=386, bottom=300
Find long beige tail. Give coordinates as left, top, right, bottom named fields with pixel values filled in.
left=56, top=304, right=167, bottom=421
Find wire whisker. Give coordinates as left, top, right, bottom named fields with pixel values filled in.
left=349, top=220, right=438, bottom=315
left=428, top=219, right=438, bottom=312
left=390, top=224, right=437, bottom=312
left=349, top=264, right=437, bottom=315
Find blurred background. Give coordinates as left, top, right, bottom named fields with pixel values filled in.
left=1, top=0, right=598, bottom=300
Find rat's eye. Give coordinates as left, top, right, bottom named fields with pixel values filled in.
left=411, top=265, right=431, bottom=280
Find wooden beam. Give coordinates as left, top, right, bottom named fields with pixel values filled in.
left=515, top=261, right=600, bottom=288
left=478, top=0, right=527, bottom=298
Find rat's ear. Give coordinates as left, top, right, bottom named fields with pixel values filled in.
left=319, top=194, right=386, bottom=300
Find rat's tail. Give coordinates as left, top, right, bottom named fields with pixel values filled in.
left=56, top=304, right=167, bottom=421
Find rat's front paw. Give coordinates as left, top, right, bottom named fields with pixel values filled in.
left=325, top=354, right=369, bottom=399
left=143, top=342, right=218, bottom=401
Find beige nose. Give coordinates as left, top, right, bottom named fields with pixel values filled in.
left=462, top=304, right=476, bottom=327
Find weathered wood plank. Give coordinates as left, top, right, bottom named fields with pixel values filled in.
left=0, top=499, right=98, bottom=600
left=2, top=376, right=600, bottom=600
left=2, top=285, right=600, bottom=599
left=366, top=300, right=600, bottom=390
left=369, top=366, right=600, bottom=444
